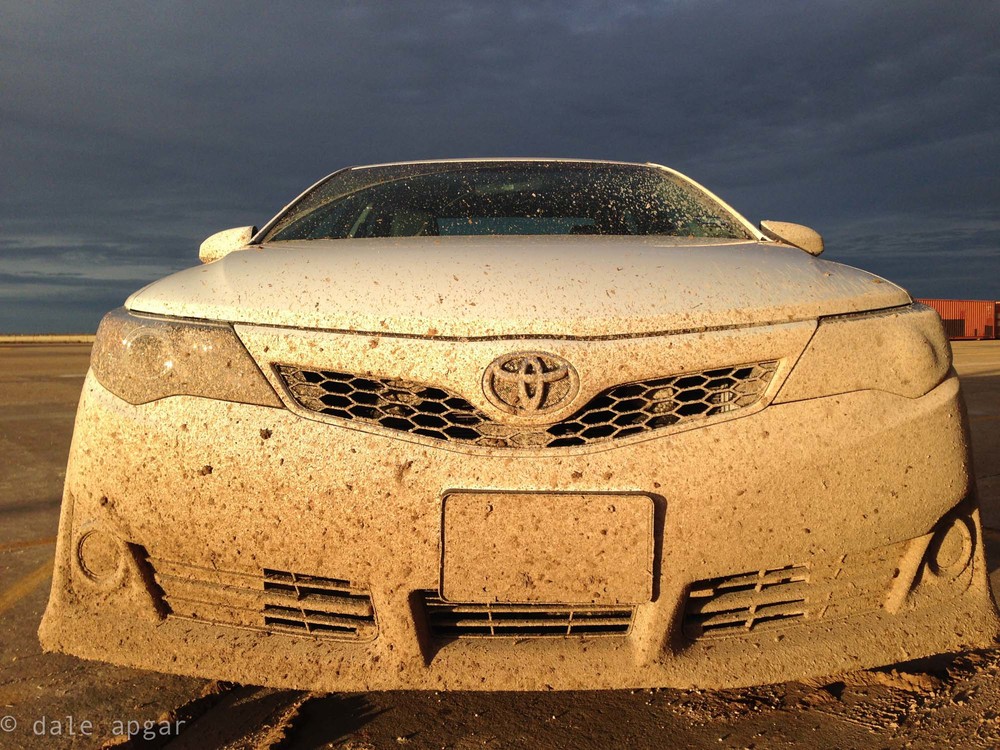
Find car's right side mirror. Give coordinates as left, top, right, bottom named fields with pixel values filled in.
left=759, top=220, right=824, bottom=256
left=199, top=226, right=258, bottom=264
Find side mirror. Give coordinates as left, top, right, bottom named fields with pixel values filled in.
left=759, top=220, right=824, bottom=256
left=199, top=226, right=258, bottom=264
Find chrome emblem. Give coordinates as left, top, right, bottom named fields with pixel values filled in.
left=482, top=352, right=579, bottom=417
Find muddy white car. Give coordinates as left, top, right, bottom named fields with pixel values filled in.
left=41, top=159, right=999, bottom=690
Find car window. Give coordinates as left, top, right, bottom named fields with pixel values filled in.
left=263, top=163, right=753, bottom=242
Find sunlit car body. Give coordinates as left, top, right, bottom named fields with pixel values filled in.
left=40, top=159, right=999, bottom=690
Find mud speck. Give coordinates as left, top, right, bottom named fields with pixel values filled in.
left=395, top=459, right=414, bottom=483
left=199, top=465, right=213, bottom=476
left=260, top=428, right=273, bottom=440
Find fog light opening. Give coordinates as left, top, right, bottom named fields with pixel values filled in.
left=76, top=529, right=125, bottom=584
left=925, top=516, right=974, bottom=580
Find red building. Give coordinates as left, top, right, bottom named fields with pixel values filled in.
left=917, top=299, right=998, bottom=340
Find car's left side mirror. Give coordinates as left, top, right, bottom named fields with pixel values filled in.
left=759, top=220, right=824, bottom=256
left=199, top=226, right=258, bottom=264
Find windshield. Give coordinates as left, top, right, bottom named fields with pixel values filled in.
left=262, top=162, right=754, bottom=242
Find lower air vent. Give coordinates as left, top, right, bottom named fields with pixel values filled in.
left=683, top=538, right=912, bottom=641
left=261, top=569, right=376, bottom=638
left=149, top=558, right=376, bottom=640
left=683, top=565, right=809, bottom=639
left=423, top=592, right=633, bottom=637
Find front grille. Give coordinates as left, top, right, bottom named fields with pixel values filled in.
left=683, top=540, right=908, bottom=639
left=422, top=593, right=633, bottom=637
left=276, top=360, right=777, bottom=448
left=149, top=559, right=376, bottom=640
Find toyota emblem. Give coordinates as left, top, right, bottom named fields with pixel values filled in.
left=482, top=352, right=579, bottom=417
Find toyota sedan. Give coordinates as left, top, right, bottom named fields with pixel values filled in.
left=40, top=159, right=999, bottom=690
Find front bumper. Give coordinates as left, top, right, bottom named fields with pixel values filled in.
left=40, top=372, right=999, bottom=690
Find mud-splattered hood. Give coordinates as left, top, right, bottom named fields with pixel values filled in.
left=125, top=236, right=910, bottom=337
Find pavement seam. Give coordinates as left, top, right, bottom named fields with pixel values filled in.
left=0, top=536, right=57, bottom=553
left=0, top=556, right=54, bottom=616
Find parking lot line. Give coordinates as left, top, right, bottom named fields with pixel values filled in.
left=0, top=536, right=57, bottom=553
left=0, top=557, right=54, bottom=617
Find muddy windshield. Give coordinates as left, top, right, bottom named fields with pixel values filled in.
left=262, top=162, right=754, bottom=242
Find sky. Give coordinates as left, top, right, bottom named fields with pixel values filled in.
left=1, top=1, right=997, bottom=333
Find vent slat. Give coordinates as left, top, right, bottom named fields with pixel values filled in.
left=264, top=618, right=363, bottom=636
left=437, top=616, right=632, bottom=629
left=154, top=575, right=267, bottom=609
left=695, top=566, right=809, bottom=593
left=152, top=558, right=262, bottom=590
left=264, top=605, right=374, bottom=628
left=165, top=598, right=264, bottom=628
left=287, top=592, right=373, bottom=617
left=690, top=599, right=808, bottom=629
left=263, top=569, right=355, bottom=592
left=263, top=586, right=373, bottom=615
left=425, top=602, right=631, bottom=617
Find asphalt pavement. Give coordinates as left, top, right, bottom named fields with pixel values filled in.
left=1, top=342, right=999, bottom=749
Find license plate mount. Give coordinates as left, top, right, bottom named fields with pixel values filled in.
left=440, top=491, right=654, bottom=605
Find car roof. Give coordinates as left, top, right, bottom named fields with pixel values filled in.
left=348, top=158, right=659, bottom=170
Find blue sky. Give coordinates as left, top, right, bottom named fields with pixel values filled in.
left=1, top=1, right=997, bottom=332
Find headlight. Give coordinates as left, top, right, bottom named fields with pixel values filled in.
left=774, top=303, right=952, bottom=402
left=91, top=308, right=283, bottom=407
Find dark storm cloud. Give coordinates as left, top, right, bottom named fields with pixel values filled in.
left=1, top=0, right=997, bottom=331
